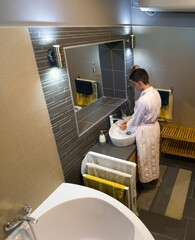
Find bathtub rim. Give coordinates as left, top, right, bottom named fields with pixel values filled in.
left=6, top=183, right=154, bottom=240
left=31, top=183, right=154, bottom=240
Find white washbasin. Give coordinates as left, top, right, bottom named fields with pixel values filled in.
left=109, top=120, right=136, bottom=147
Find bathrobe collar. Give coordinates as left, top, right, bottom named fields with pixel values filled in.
left=140, top=86, right=153, bottom=97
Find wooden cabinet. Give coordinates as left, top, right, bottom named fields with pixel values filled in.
left=161, top=125, right=195, bottom=159
left=128, top=150, right=137, bottom=163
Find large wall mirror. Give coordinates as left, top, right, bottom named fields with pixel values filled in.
left=64, top=40, right=127, bottom=135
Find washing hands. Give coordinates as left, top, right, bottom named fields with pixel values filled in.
left=119, top=116, right=132, bottom=131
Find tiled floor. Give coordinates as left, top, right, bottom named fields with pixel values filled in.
left=137, top=154, right=195, bottom=240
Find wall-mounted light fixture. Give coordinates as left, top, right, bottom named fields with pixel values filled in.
left=139, top=0, right=195, bottom=12
left=130, top=35, right=135, bottom=49
left=126, top=35, right=136, bottom=49
left=47, top=48, right=56, bottom=67
left=53, top=45, right=63, bottom=68
left=131, top=65, right=140, bottom=73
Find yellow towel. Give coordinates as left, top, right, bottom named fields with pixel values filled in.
left=84, top=174, right=126, bottom=205
left=77, top=92, right=97, bottom=106
left=75, top=78, right=98, bottom=106
left=155, top=88, right=173, bottom=122
left=158, top=95, right=173, bottom=122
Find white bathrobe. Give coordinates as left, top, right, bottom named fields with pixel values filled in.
left=127, top=86, right=161, bottom=183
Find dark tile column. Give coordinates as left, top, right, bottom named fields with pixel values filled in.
left=29, top=26, right=134, bottom=184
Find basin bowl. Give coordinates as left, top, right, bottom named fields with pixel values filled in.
left=109, top=120, right=136, bottom=147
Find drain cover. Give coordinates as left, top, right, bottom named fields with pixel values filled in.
left=126, top=131, right=132, bottom=135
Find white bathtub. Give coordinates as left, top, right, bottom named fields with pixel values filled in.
left=6, top=183, right=154, bottom=240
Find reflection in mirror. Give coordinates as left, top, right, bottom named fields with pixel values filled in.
left=64, top=40, right=127, bottom=135
left=65, top=45, right=103, bottom=112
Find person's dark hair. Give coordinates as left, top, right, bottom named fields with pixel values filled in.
left=129, top=68, right=149, bottom=85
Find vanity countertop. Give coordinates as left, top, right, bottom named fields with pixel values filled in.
left=90, top=135, right=136, bottom=161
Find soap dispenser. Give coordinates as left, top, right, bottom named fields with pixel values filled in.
left=99, top=130, right=106, bottom=146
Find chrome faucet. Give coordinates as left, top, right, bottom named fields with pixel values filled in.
left=109, top=114, right=121, bottom=127
left=4, top=205, right=38, bottom=232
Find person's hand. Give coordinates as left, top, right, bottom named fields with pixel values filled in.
left=121, top=116, right=132, bottom=125
left=120, top=123, right=127, bottom=131
left=120, top=116, right=132, bottom=131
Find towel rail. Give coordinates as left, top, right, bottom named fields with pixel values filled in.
left=81, top=152, right=137, bottom=214
left=83, top=174, right=130, bottom=208
left=75, top=77, right=96, bottom=84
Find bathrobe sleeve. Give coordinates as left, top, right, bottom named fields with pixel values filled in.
left=127, top=99, right=146, bottom=128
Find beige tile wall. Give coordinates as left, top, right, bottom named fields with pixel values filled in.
left=0, top=28, right=64, bottom=239
left=133, top=26, right=195, bottom=128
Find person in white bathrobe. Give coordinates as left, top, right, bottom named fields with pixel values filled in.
left=120, top=68, right=161, bottom=188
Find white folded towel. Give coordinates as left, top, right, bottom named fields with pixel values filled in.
left=86, top=162, right=132, bottom=188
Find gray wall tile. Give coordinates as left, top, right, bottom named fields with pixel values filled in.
left=113, top=71, right=126, bottom=90
left=112, top=49, right=125, bottom=71
left=115, top=90, right=126, bottom=99
left=103, top=88, right=115, bottom=97
left=101, top=70, right=114, bottom=89
left=99, top=48, right=112, bottom=69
